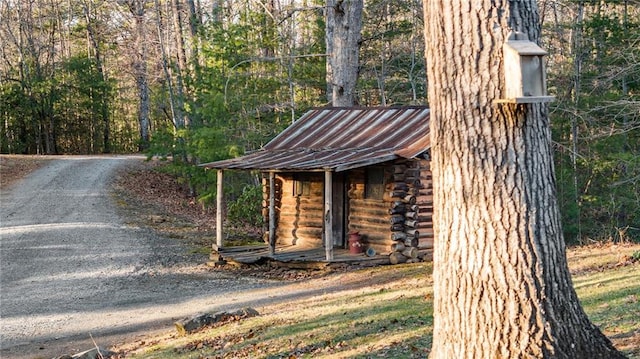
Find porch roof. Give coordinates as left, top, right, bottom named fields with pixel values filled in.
left=200, top=106, right=430, bottom=172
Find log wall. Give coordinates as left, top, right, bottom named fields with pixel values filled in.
left=347, top=168, right=392, bottom=255
left=261, top=158, right=434, bottom=263
left=384, top=159, right=434, bottom=263
left=416, top=159, right=434, bottom=250
left=273, top=173, right=324, bottom=247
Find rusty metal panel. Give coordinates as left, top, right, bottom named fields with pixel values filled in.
left=201, top=106, right=430, bottom=172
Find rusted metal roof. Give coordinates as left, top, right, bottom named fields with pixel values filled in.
left=201, top=106, right=430, bottom=172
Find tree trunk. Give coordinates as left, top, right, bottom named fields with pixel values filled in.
left=154, top=0, right=183, bottom=130
left=171, top=0, right=191, bottom=128
left=423, top=1, right=625, bottom=358
left=82, top=0, right=111, bottom=153
left=186, top=0, right=202, bottom=67
left=325, top=0, right=362, bottom=107
left=130, top=0, right=150, bottom=151
left=324, top=1, right=334, bottom=104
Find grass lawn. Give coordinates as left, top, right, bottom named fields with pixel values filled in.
left=115, top=243, right=639, bottom=359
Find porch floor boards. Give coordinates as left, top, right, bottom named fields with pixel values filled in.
left=216, top=244, right=391, bottom=266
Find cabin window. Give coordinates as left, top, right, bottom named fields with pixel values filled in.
left=293, top=176, right=311, bottom=197
left=365, top=167, right=385, bottom=200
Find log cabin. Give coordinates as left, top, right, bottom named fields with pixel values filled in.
left=201, top=106, right=433, bottom=265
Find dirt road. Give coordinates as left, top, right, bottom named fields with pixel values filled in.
left=0, top=156, right=289, bottom=358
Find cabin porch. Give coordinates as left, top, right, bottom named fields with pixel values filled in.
left=211, top=243, right=433, bottom=267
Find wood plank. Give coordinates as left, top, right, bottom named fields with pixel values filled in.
left=218, top=244, right=269, bottom=253
left=269, top=172, right=276, bottom=255
left=324, top=170, right=333, bottom=261
left=216, top=170, right=224, bottom=248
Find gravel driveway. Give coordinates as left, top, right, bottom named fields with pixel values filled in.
left=0, top=156, right=290, bottom=358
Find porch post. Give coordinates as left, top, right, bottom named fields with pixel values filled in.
left=269, top=171, right=276, bottom=256
left=324, top=170, right=334, bottom=261
left=216, top=169, right=224, bottom=248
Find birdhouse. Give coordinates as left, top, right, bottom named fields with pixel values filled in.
left=497, top=31, right=554, bottom=104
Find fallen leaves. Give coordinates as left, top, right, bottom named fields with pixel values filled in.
left=0, top=155, right=51, bottom=189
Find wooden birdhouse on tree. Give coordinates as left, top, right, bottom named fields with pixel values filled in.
left=497, top=31, right=554, bottom=104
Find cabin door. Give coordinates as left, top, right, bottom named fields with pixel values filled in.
left=330, top=172, right=347, bottom=248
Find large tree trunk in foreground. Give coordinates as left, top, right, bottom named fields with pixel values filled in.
left=423, top=2, right=625, bottom=358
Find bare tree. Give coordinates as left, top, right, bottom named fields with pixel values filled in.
left=423, top=1, right=626, bottom=357
left=325, top=0, right=362, bottom=107
left=81, top=0, right=111, bottom=153
left=154, top=0, right=183, bottom=129
left=122, top=0, right=151, bottom=150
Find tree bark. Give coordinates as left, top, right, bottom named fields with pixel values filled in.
left=423, top=1, right=625, bottom=358
left=171, top=0, right=191, bottom=128
left=186, top=0, right=202, bottom=66
left=129, top=0, right=151, bottom=151
left=82, top=0, right=111, bottom=153
left=325, top=0, right=362, bottom=107
left=324, top=1, right=334, bottom=104
left=154, top=0, right=183, bottom=129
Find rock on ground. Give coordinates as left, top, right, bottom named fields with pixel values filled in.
left=175, top=307, right=260, bottom=335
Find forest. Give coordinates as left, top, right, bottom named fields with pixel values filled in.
left=1, top=0, right=638, bottom=243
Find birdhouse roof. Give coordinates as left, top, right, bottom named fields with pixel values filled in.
left=504, top=40, right=548, bottom=56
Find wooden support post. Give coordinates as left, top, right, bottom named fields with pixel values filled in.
left=216, top=169, right=223, bottom=249
left=324, top=170, right=334, bottom=261
left=269, top=171, right=276, bottom=256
